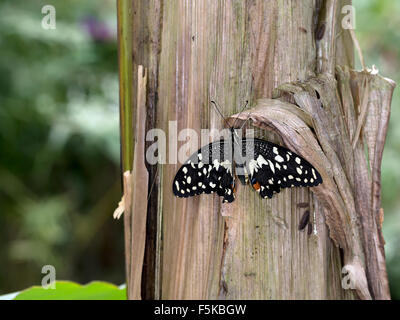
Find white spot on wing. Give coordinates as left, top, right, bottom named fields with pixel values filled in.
left=221, top=160, right=232, bottom=172
left=275, top=155, right=284, bottom=163
left=267, top=160, right=275, bottom=174
left=213, top=159, right=220, bottom=171
left=312, top=168, right=317, bottom=179
left=257, top=155, right=268, bottom=167
left=248, top=159, right=258, bottom=175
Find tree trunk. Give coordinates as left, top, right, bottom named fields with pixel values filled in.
left=118, top=0, right=393, bottom=300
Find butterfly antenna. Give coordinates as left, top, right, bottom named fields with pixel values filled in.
left=232, top=111, right=252, bottom=147
left=239, top=111, right=252, bottom=129
left=233, top=100, right=249, bottom=128
left=211, top=100, right=230, bottom=128
left=232, top=106, right=251, bottom=146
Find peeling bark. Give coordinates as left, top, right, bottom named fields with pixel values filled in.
left=230, top=68, right=395, bottom=299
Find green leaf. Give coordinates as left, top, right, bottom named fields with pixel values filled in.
left=14, top=281, right=127, bottom=300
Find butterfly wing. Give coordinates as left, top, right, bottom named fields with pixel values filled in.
left=238, top=138, right=322, bottom=199
left=172, top=140, right=236, bottom=203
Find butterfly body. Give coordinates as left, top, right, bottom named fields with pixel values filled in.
left=172, top=128, right=322, bottom=203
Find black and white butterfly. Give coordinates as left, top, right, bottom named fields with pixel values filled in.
left=172, top=104, right=322, bottom=203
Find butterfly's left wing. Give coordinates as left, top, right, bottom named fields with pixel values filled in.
left=238, top=138, right=322, bottom=199
left=172, top=140, right=236, bottom=203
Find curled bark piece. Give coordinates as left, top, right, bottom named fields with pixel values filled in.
left=230, top=70, right=395, bottom=300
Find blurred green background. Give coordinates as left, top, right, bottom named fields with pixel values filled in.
left=0, top=0, right=398, bottom=299
left=355, top=1, right=400, bottom=299
left=0, top=0, right=124, bottom=293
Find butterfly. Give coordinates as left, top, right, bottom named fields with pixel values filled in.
left=172, top=102, right=322, bottom=203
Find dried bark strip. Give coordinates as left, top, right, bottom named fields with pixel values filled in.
left=127, top=66, right=149, bottom=299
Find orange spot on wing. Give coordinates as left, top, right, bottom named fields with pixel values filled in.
left=252, top=181, right=261, bottom=191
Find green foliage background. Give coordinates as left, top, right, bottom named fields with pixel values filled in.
left=353, top=0, right=400, bottom=300
left=0, top=0, right=124, bottom=293
left=14, top=281, right=126, bottom=300
left=0, top=0, right=398, bottom=299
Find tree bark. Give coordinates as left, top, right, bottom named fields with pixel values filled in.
left=118, top=0, right=393, bottom=299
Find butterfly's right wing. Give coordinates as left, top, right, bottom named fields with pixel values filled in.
left=172, top=140, right=236, bottom=203
left=237, top=138, right=322, bottom=199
